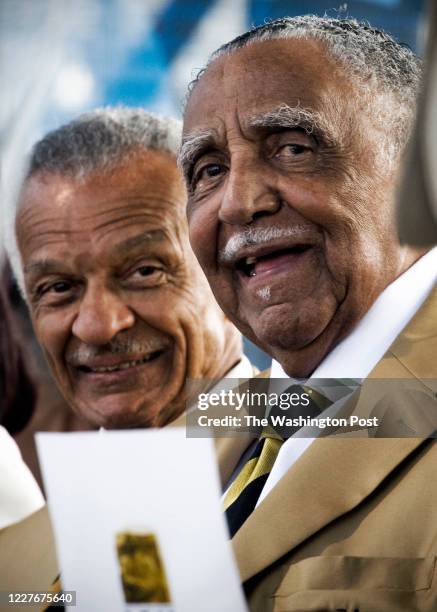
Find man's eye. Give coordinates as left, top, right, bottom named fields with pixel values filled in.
left=277, top=144, right=309, bottom=156
left=128, top=264, right=165, bottom=288
left=193, top=162, right=226, bottom=188
left=33, top=279, right=76, bottom=305
left=51, top=281, right=72, bottom=293
left=38, top=280, right=72, bottom=296
left=203, top=163, right=224, bottom=177
left=136, top=265, right=158, bottom=277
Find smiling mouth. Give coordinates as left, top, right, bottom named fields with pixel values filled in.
left=236, top=244, right=312, bottom=277
left=77, top=350, right=164, bottom=374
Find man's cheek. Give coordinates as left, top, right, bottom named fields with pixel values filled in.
left=189, top=225, right=214, bottom=269
left=37, top=318, right=66, bottom=367
left=209, top=276, right=236, bottom=316
left=190, top=201, right=219, bottom=241
left=33, top=318, right=50, bottom=352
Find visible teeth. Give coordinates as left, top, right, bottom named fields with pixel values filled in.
left=87, top=354, right=155, bottom=374
left=239, top=255, right=258, bottom=278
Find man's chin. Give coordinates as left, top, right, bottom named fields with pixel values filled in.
left=247, top=307, right=323, bottom=351
left=244, top=304, right=339, bottom=376
left=73, top=394, right=162, bottom=429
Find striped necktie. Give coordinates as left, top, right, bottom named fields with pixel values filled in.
left=223, top=383, right=335, bottom=537
left=223, top=427, right=283, bottom=538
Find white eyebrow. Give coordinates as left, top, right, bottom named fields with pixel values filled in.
left=248, top=103, right=331, bottom=139
left=179, top=104, right=335, bottom=179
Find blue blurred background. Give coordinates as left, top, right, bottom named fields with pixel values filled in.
left=1, top=0, right=426, bottom=134
left=0, top=0, right=426, bottom=369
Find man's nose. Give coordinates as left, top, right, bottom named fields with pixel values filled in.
left=72, top=286, right=135, bottom=345
left=219, top=161, right=280, bottom=225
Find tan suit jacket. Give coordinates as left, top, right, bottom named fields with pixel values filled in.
left=217, top=286, right=437, bottom=612
left=0, top=506, right=58, bottom=612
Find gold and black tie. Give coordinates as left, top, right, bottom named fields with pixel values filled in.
left=223, top=427, right=283, bottom=538
left=223, top=383, right=337, bottom=537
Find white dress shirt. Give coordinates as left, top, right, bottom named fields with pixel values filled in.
left=257, top=247, right=437, bottom=506
left=0, top=425, right=45, bottom=529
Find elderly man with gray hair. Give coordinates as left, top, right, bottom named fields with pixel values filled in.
left=181, top=15, right=437, bottom=611
left=6, top=107, right=246, bottom=429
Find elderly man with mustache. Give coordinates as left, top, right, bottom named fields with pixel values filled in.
left=180, top=15, right=437, bottom=612
left=6, top=107, right=247, bottom=430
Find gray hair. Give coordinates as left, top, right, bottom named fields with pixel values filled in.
left=6, top=107, right=182, bottom=296
left=27, top=106, right=182, bottom=181
left=186, top=16, right=422, bottom=154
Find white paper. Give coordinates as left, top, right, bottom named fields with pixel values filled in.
left=36, top=429, right=247, bottom=612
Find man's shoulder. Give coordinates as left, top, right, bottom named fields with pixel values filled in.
left=372, top=283, right=437, bottom=380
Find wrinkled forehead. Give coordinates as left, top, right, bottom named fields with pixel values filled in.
left=15, top=155, right=190, bottom=264
left=183, top=37, right=352, bottom=135
left=17, top=150, right=186, bottom=223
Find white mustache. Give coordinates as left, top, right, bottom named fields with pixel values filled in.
left=219, top=226, right=310, bottom=264
left=68, top=338, right=165, bottom=364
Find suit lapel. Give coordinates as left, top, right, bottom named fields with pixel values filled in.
left=372, top=284, right=437, bottom=387
left=232, top=436, right=425, bottom=582
left=215, top=433, right=257, bottom=487
left=231, top=284, right=437, bottom=582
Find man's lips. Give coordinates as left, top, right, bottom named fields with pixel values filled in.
left=235, top=243, right=313, bottom=279
left=72, top=349, right=165, bottom=375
